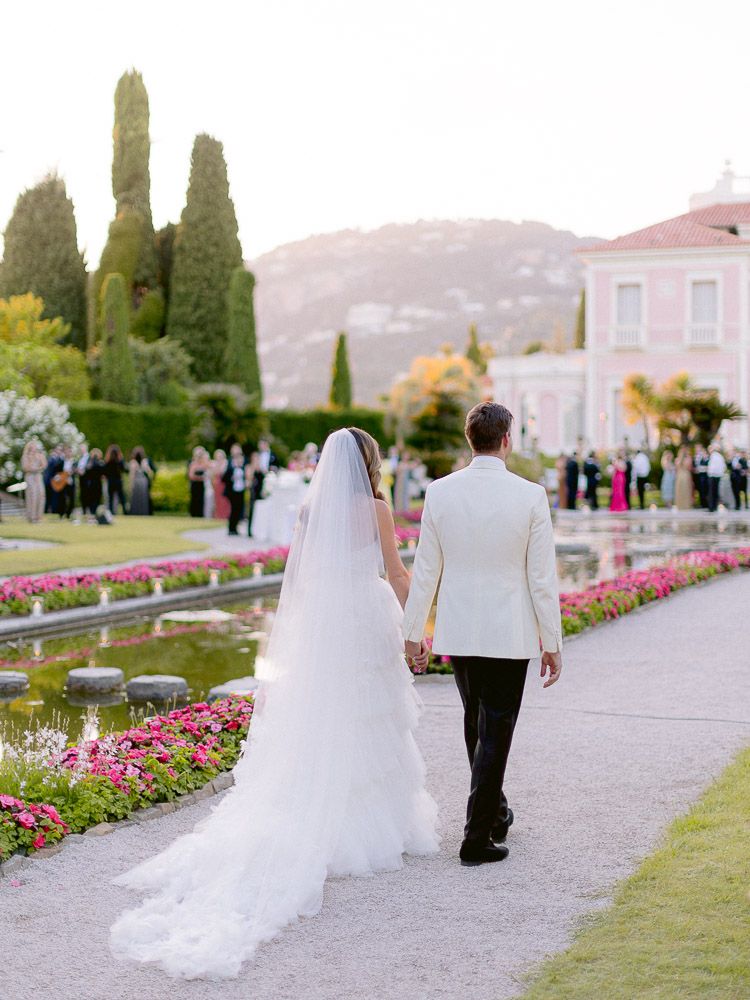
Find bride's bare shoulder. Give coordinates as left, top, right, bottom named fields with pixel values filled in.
left=374, top=497, right=394, bottom=523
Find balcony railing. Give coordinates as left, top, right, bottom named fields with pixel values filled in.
left=612, top=325, right=643, bottom=348
left=688, top=323, right=719, bottom=346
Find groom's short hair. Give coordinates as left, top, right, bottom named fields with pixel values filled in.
left=465, top=402, right=513, bottom=453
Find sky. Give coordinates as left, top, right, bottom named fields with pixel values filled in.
left=2, top=0, right=750, bottom=265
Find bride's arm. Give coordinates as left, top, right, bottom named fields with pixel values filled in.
left=375, top=499, right=411, bottom=608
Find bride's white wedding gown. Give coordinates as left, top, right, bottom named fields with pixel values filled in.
left=110, top=431, right=439, bottom=980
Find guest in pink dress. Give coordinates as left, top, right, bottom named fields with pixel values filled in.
left=211, top=449, right=231, bottom=521
left=609, top=454, right=629, bottom=513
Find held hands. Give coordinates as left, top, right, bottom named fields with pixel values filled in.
left=405, top=639, right=430, bottom=674
left=540, top=650, right=562, bottom=688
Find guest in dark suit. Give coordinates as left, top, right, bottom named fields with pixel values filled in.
left=583, top=452, right=600, bottom=510
left=565, top=453, right=580, bottom=510
left=44, top=445, right=64, bottom=514
left=222, top=444, right=247, bottom=536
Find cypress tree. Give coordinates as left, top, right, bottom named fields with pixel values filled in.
left=574, top=289, right=586, bottom=349
left=465, top=323, right=486, bottom=374
left=0, top=175, right=87, bottom=349
left=93, top=70, right=157, bottom=341
left=155, top=222, right=177, bottom=308
left=224, top=267, right=262, bottom=405
left=166, top=134, right=243, bottom=379
left=329, top=332, right=352, bottom=408
left=99, top=273, right=137, bottom=404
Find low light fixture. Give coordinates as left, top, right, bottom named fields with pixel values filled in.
left=209, top=569, right=220, bottom=588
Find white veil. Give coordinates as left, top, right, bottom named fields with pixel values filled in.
left=110, top=429, right=399, bottom=980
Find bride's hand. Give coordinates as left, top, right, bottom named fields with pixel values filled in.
left=406, top=639, right=430, bottom=674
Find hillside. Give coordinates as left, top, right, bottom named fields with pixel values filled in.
left=251, top=218, right=598, bottom=408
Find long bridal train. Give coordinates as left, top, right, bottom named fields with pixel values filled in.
left=110, top=430, right=439, bottom=980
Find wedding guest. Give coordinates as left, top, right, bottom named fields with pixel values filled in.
left=56, top=445, right=76, bottom=519
left=129, top=446, right=153, bottom=516
left=21, top=440, right=46, bottom=523
left=633, top=448, right=651, bottom=510
left=694, top=445, right=710, bottom=508
left=44, top=444, right=64, bottom=514
left=675, top=447, right=694, bottom=510
left=609, top=453, right=629, bottom=512
left=555, top=453, right=568, bottom=509
left=660, top=450, right=676, bottom=507
left=730, top=449, right=748, bottom=510
left=222, top=444, right=247, bottom=536
left=565, top=452, right=579, bottom=510
left=80, top=448, right=105, bottom=517
left=706, top=443, right=726, bottom=512
left=188, top=446, right=210, bottom=518
left=104, top=444, right=128, bottom=515
left=583, top=452, right=600, bottom=510
left=211, top=449, right=230, bottom=520
left=624, top=450, right=633, bottom=509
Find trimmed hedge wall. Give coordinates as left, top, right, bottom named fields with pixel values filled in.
left=68, top=402, right=193, bottom=461
left=67, top=402, right=392, bottom=462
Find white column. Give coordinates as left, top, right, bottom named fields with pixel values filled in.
left=739, top=257, right=750, bottom=446
left=584, top=264, right=598, bottom=447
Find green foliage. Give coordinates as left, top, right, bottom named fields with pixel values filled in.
left=406, top=390, right=466, bottom=478
left=224, top=267, right=262, bottom=404
left=266, top=407, right=391, bottom=457
left=155, top=222, right=177, bottom=306
left=67, top=401, right=192, bottom=460
left=128, top=335, right=192, bottom=405
left=523, top=340, right=544, bottom=355
left=0, top=175, right=87, bottom=349
left=507, top=452, right=543, bottom=484
left=574, top=288, right=586, bottom=349
left=465, top=323, right=487, bottom=375
left=93, top=210, right=145, bottom=336
left=130, top=287, right=165, bottom=342
left=166, top=134, right=243, bottom=380
left=98, top=274, right=136, bottom=404
left=0, top=293, right=90, bottom=400
left=329, top=331, right=353, bottom=408
left=190, top=383, right=267, bottom=452
left=149, top=464, right=190, bottom=513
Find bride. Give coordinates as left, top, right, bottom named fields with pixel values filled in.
left=110, top=428, right=440, bottom=980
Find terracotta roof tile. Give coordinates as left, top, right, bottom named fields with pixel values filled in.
left=581, top=203, right=750, bottom=253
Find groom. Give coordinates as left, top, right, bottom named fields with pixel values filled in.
left=403, top=402, right=562, bottom=866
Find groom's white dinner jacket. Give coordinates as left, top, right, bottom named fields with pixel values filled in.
left=402, top=455, right=562, bottom=658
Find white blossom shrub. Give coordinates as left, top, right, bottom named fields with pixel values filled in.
left=0, top=390, right=85, bottom=485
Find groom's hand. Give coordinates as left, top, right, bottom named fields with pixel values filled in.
left=540, top=650, right=562, bottom=688
left=406, top=639, right=429, bottom=674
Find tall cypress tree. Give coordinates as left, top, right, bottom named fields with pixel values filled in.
left=465, top=322, right=486, bottom=375
left=0, top=175, right=87, bottom=348
left=166, top=134, right=243, bottom=379
left=224, top=267, right=262, bottom=405
left=99, top=273, right=137, bottom=404
left=92, top=70, right=157, bottom=343
left=574, top=289, right=586, bottom=349
left=329, top=332, right=353, bottom=408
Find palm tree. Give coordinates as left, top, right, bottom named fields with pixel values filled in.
left=622, top=374, right=656, bottom=449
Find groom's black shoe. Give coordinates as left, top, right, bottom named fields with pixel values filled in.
left=491, top=807, right=514, bottom=844
left=459, top=840, right=509, bottom=867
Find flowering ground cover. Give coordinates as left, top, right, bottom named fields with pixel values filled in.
left=0, top=697, right=252, bottom=861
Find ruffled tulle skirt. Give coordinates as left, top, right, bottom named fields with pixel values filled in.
left=109, top=578, right=439, bottom=980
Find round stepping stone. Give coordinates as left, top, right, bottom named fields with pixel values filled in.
left=66, top=667, right=124, bottom=695
left=208, top=676, right=259, bottom=702
left=159, top=610, right=235, bottom=623
left=0, top=671, right=29, bottom=697
left=67, top=691, right=125, bottom=709
left=127, top=674, right=189, bottom=702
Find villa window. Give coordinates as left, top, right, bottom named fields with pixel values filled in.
left=614, top=282, right=643, bottom=347
left=689, top=279, right=719, bottom=345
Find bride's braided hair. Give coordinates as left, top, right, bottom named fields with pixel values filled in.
left=347, top=427, right=386, bottom=501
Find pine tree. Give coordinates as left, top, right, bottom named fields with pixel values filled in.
left=99, top=273, right=137, bottom=404
left=574, top=289, right=586, bottom=349
left=224, top=267, right=262, bottom=405
left=0, top=175, right=87, bottom=348
left=92, top=70, right=157, bottom=342
left=166, top=134, right=243, bottom=379
left=329, top=332, right=352, bottom=408
left=465, top=323, right=486, bottom=375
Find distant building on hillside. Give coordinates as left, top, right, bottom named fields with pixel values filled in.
left=490, top=167, right=750, bottom=453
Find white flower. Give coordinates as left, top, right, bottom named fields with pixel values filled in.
left=0, top=390, right=85, bottom=484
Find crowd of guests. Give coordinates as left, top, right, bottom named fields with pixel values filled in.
left=556, top=443, right=749, bottom=513
left=187, top=439, right=279, bottom=536
left=19, top=440, right=156, bottom=522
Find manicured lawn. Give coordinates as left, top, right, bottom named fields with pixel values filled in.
left=522, top=747, right=750, bottom=999
left=0, top=515, right=222, bottom=575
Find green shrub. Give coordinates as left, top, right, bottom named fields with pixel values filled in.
left=267, top=407, right=392, bottom=454
left=150, top=464, right=190, bottom=513
left=67, top=401, right=193, bottom=460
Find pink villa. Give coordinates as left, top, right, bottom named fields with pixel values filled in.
left=490, top=167, right=750, bottom=453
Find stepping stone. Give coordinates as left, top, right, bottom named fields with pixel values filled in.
left=66, top=667, right=124, bottom=695
left=0, top=672, right=29, bottom=697
left=159, top=610, right=235, bottom=623
left=67, top=691, right=125, bottom=709
left=207, top=676, right=259, bottom=702
left=126, top=674, right=189, bottom=702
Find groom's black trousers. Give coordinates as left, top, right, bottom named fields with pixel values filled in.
left=450, top=656, right=529, bottom=845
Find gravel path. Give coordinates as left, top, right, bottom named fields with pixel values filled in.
left=4, top=572, right=750, bottom=1000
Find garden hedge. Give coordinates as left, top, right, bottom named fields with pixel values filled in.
left=266, top=407, right=393, bottom=455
